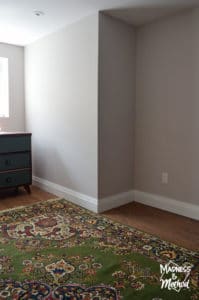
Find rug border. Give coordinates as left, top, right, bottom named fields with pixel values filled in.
left=0, top=198, right=61, bottom=214
left=0, top=197, right=197, bottom=254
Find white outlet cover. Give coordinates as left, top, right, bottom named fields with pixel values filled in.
left=162, top=172, right=168, bottom=184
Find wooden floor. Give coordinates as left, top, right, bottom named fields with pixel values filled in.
left=0, top=185, right=198, bottom=251
left=104, top=202, right=199, bottom=251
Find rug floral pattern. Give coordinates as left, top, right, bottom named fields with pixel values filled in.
left=0, top=199, right=198, bottom=299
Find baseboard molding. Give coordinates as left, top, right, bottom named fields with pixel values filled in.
left=134, top=190, right=199, bottom=221
left=33, top=176, right=98, bottom=213
left=33, top=176, right=199, bottom=220
left=33, top=176, right=134, bottom=213
left=98, top=190, right=134, bottom=213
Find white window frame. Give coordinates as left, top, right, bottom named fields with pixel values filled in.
left=0, top=57, right=9, bottom=118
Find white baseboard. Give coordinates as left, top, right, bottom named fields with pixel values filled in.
left=134, top=190, right=199, bottom=221
left=98, top=190, right=134, bottom=213
left=33, top=176, right=98, bottom=213
left=33, top=176, right=134, bottom=213
left=32, top=176, right=199, bottom=220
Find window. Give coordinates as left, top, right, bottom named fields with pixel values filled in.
left=0, top=57, right=9, bottom=117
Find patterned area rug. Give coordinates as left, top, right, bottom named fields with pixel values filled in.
left=0, top=198, right=198, bottom=300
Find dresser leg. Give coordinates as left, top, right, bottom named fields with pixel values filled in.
left=24, top=185, right=31, bottom=194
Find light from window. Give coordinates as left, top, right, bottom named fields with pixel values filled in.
left=0, top=57, right=9, bottom=118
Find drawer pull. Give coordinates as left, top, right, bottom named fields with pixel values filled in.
left=6, top=177, right=12, bottom=183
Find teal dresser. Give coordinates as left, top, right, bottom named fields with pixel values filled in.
left=0, top=132, right=32, bottom=193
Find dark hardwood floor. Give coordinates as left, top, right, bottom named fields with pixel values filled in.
left=0, top=185, right=54, bottom=210
left=0, top=185, right=198, bottom=251
left=103, top=202, right=199, bottom=251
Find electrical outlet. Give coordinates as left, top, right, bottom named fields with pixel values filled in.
left=162, top=172, right=168, bottom=184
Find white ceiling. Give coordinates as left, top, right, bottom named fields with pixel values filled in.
left=0, top=0, right=198, bottom=46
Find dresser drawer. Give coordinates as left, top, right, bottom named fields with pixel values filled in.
left=0, top=170, right=31, bottom=188
left=0, top=152, right=31, bottom=171
left=0, top=135, right=31, bottom=154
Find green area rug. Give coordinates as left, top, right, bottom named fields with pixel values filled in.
left=0, top=198, right=198, bottom=299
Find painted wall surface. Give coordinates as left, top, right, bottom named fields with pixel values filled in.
left=25, top=15, right=98, bottom=198
left=25, top=8, right=199, bottom=210
left=98, top=13, right=136, bottom=198
left=0, top=43, right=25, bottom=131
left=135, top=9, right=199, bottom=205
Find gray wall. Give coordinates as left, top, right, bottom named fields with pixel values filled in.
left=98, top=13, right=136, bottom=198
left=135, top=8, right=199, bottom=205
left=25, top=15, right=99, bottom=198
left=0, top=43, right=25, bottom=131
left=24, top=8, right=199, bottom=209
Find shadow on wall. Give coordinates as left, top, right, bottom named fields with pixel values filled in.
left=103, top=3, right=197, bottom=27
left=33, top=144, right=85, bottom=193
